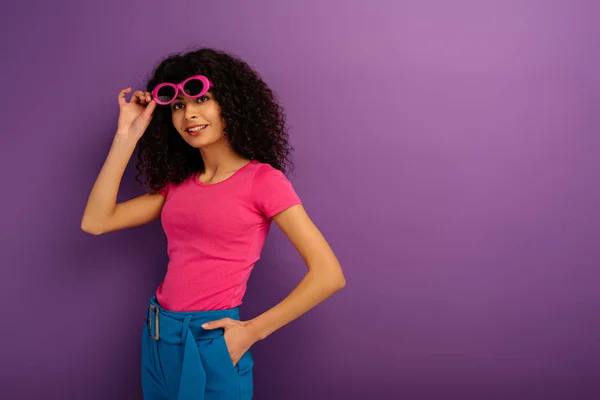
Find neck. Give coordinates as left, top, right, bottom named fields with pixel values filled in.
left=199, top=138, right=249, bottom=175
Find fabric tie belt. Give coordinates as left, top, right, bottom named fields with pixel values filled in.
left=146, top=296, right=242, bottom=400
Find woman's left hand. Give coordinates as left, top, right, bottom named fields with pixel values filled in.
left=202, top=318, right=259, bottom=366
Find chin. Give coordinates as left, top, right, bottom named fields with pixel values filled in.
left=184, top=135, right=220, bottom=149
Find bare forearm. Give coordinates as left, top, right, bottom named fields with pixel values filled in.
left=81, top=135, right=136, bottom=229
left=247, top=269, right=345, bottom=341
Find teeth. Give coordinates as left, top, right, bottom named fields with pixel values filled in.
left=188, top=126, right=206, bottom=132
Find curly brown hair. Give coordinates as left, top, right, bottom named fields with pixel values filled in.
left=135, top=48, right=293, bottom=193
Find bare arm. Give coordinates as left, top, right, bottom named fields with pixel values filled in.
left=201, top=204, right=345, bottom=365
left=246, top=204, right=346, bottom=340
left=81, top=88, right=162, bottom=235
left=203, top=204, right=346, bottom=356
left=80, top=137, right=165, bottom=235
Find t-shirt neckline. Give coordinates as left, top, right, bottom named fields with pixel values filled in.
left=194, top=160, right=256, bottom=187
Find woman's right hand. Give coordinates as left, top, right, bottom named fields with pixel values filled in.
left=115, top=88, right=157, bottom=143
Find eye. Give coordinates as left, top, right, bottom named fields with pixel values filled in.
left=197, top=95, right=209, bottom=103
left=171, top=103, right=184, bottom=111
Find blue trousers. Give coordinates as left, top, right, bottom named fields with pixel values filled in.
left=141, top=297, right=254, bottom=399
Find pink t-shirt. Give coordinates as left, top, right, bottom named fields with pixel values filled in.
left=156, top=161, right=302, bottom=311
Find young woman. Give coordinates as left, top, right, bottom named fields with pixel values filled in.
left=81, top=48, right=345, bottom=400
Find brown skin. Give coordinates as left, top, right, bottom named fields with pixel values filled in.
left=82, top=87, right=346, bottom=366
left=203, top=203, right=346, bottom=365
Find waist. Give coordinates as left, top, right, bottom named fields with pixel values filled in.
left=147, top=296, right=240, bottom=344
left=156, top=270, right=250, bottom=311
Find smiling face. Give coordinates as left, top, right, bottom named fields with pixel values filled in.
left=169, top=91, right=226, bottom=149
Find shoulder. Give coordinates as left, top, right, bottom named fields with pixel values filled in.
left=248, top=162, right=293, bottom=192
left=248, top=161, right=301, bottom=217
left=249, top=161, right=287, bottom=182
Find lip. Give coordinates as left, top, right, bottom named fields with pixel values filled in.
left=185, top=124, right=208, bottom=136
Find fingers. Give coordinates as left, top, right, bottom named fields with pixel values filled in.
left=141, top=98, right=157, bottom=120
left=135, top=91, right=153, bottom=104
left=119, top=89, right=152, bottom=106
left=202, top=318, right=233, bottom=329
left=118, top=87, right=131, bottom=106
left=131, top=90, right=146, bottom=105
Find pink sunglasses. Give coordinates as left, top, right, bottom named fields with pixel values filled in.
left=151, top=75, right=214, bottom=105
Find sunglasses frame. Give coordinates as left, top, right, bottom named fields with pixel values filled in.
left=151, top=75, right=214, bottom=105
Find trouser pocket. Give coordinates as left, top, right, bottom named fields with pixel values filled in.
left=197, top=332, right=254, bottom=399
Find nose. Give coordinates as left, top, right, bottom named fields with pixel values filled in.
left=184, top=103, right=200, bottom=120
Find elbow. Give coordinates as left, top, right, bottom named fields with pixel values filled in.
left=331, top=260, right=346, bottom=291
left=325, top=269, right=346, bottom=293
left=80, top=217, right=105, bottom=235
left=333, top=274, right=346, bottom=291
left=309, top=260, right=346, bottom=293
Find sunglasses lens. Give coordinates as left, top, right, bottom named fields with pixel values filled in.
left=183, top=79, right=206, bottom=97
left=156, top=85, right=176, bottom=103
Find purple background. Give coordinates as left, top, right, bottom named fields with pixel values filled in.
left=2, top=0, right=599, bottom=399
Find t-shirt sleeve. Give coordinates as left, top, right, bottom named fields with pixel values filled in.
left=251, top=165, right=302, bottom=219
